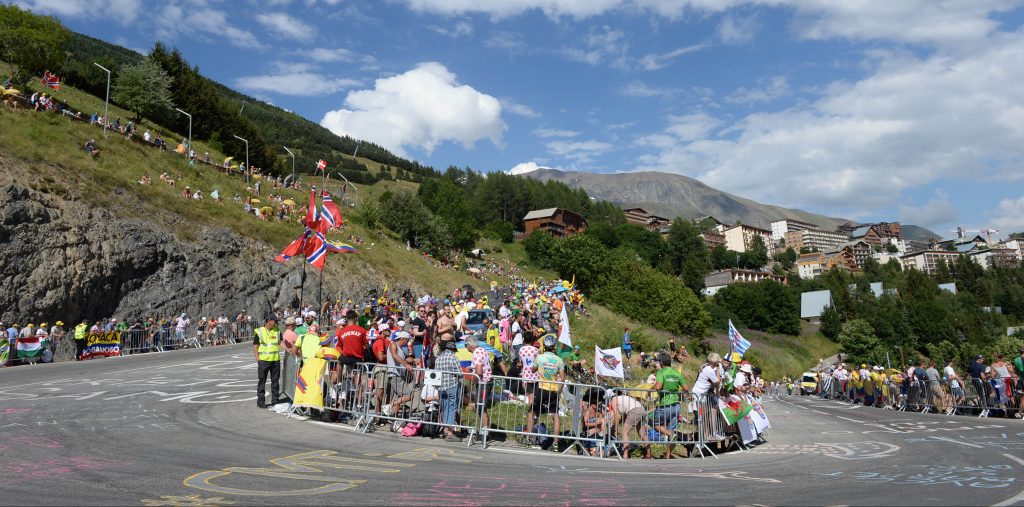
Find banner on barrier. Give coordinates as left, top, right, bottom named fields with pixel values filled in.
left=82, top=332, right=120, bottom=359
left=718, top=394, right=753, bottom=425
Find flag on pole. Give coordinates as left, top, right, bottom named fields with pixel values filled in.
left=274, top=230, right=309, bottom=262
left=321, top=190, right=343, bottom=228
left=594, top=346, right=624, bottom=378
left=557, top=305, right=571, bottom=346
left=42, top=70, right=60, bottom=90
left=728, top=319, right=751, bottom=357
left=316, top=159, right=327, bottom=173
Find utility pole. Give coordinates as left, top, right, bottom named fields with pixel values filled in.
left=93, top=63, right=110, bottom=138
left=233, top=135, right=249, bottom=184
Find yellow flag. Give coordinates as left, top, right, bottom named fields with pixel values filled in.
left=292, top=352, right=329, bottom=409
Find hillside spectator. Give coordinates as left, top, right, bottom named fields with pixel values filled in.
left=85, top=139, right=100, bottom=158
left=138, top=173, right=151, bottom=185
left=143, top=130, right=151, bottom=143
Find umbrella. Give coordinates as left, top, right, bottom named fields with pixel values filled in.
left=553, top=286, right=568, bottom=293
left=282, top=199, right=296, bottom=206
left=249, top=198, right=261, bottom=204
left=260, top=206, right=273, bottom=214
left=455, top=341, right=503, bottom=371
left=223, top=157, right=234, bottom=164
left=468, top=267, right=481, bottom=274
left=3, top=88, right=20, bottom=96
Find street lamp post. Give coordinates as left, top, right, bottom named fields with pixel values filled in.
left=282, top=145, right=295, bottom=186
left=175, top=108, right=191, bottom=159
left=93, top=63, right=110, bottom=138
left=233, top=135, right=249, bottom=184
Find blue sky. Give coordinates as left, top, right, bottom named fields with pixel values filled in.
left=18, top=0, right=1024, bottom=236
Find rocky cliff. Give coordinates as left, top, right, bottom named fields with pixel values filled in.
left=0, top=181, right=398, bottom=324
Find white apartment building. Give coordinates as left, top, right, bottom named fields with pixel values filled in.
left=785, top=228, right=849, bottom=252
left=770, top=218, right=819, bottom=242
left=725, top=224, right=774, bottom=255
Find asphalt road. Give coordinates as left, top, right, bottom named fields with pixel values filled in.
left=1, top=345, right=1022, bottom=506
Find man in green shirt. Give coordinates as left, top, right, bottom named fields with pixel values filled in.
left=652, top=352, right=686, bottom=459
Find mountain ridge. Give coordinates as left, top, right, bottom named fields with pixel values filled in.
left=526, top=168, right=940, bottom=241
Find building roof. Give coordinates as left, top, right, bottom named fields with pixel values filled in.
left=955, top=243, right=978, bottom=253
left=899, top=249, right=961, bottom=259
left=801, top=290, right=833, bottom=319
left=523, top=208, right=559, bottom=221
left=623, top=207, right=649, bottom=215
left=773, top=218, right=819, bottom=228
left=939, top=282, right=957, bottom=294
left=726, top=224, right=771, bottom=234
left=850, top=226, right=871, bottom=238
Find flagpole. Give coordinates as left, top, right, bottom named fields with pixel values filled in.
left=318, top=162, right=328, bottom=324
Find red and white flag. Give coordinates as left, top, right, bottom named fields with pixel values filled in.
left=316, top=159, right=327, bottom=173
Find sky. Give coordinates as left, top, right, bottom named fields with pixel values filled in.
left=17, top=0, right=1024, bottom=236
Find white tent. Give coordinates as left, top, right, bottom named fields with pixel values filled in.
left=801, top=290, right=833, bottom=319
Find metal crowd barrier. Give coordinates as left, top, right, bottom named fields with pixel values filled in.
left=814, top=373, right=1022, bottom=419
left=309, top=361, right=763, bottom=459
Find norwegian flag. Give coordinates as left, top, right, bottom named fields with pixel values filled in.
left=274, top=230, right=309, bottom=262
left=303, top=231, right=328, bottom=270
left=42, top=70, right=60, bottom=90
left=303, top=189, right=321, bottom=231
left=321, top=190, right=343, bottom=228
left=316, top=159, right=327, bottom=173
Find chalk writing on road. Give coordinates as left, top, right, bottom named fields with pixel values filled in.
left=813, top=464, right=1016, bottom=488
left=1, top=456, right=123, bottom=482
left=393, top=475, right=628, bottom=507
left=141, top=495, right=237, bottom=506
left=183, top=449, right=416, bottom=497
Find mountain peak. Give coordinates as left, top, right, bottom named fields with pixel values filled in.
left=507, top=162, right=554, bottom=176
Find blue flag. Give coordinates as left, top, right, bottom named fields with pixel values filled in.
left=728, top=319, right=751, bottom=357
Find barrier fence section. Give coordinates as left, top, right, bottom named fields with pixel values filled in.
left=810, top=374, right=1021, bottom=419
left=308, top=360, right=764, bottom=459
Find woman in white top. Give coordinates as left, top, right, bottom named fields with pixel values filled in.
left=943, top=359, right=964, bottom=413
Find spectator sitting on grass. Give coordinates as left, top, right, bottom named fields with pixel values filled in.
left=84, top=139, right=100, bottom=158
left=138, top=173, right=151, bottom=185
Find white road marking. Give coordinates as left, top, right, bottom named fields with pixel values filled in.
left=928, top=436, right=984, bottom=448
left=1002, top=453, right=1024, bottom=467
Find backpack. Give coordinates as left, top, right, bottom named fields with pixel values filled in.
left=535, top=422, right=554, bottom=450
left=400, top=422, right=422, bottom=437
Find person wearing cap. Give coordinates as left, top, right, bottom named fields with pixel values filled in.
left=525, top=334, right=565, bottom=447
left=252, top=317, right=281, bottom=408
left=466, top=335, right=494, bottom=429
left=692, top=353, right=722, bottom=397
left=280, top=320, right=299, bottom=357
left=295, top=316, right=309, bottom=336
left=734, top=362, right=753, bottom=394
left=49, top=321, right=65, bottom=349
left=383, top=331, right=416, bottom=417
left=652, top=352, right=686, bottom=458
left=434, top=339, right=463, bottom=441
left=0, top=322, right=8, bottom=367
left=174, top=314, right=190, bottom=345
left=294, top=323, right=324, bottom=364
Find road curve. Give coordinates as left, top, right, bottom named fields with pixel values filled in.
left=0, top=344, right=1022, bottom=506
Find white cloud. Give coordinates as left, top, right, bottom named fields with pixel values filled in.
left=15, top=0, right=142, bottom=24
left=992, top=196, right=1024, bottom=232
left=428, top=20, right=474, bottom=38
left=545, top=139, right=612, bottom=163
left=717, top=13, right=758, bottom=45
left=899, top=195, right=959, bottom=229
left=725, top=76, right=789, bottom=104
left=156, top=4, right=261, bottom=49
left=632, top=29, right=1024, bottom=212
left=563, top=26, right=629, bottom=68
left=398, top=1, right=1014, bottom=46
left=508, top=162, right=553, bottom=175
left=256, top=12, right=316, bottom=42
left=307, top=47, right=356, bottom=62
left=485, top=31, right=528, bottom=54
left=533, top=128, right=580, bottom=138
left=620, top=81, right=670, bottom=98
left=235, top=73, right=360, bottom=96
left=499, top=98, right=541, bottom=118
left=636, top=44, right=706, bottom=71
left=320, top=62, right=504, bottom=156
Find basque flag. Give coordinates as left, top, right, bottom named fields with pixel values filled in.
left=728, top=319, right=752, bottom=357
